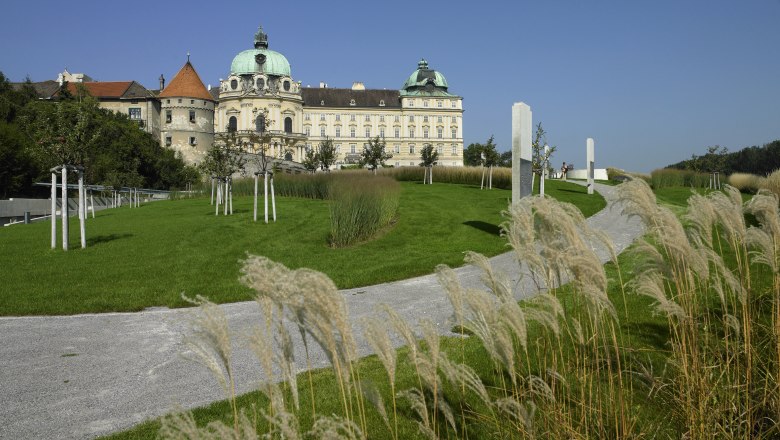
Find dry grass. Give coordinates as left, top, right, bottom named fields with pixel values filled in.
left=729, top=172, right=767, bottom=193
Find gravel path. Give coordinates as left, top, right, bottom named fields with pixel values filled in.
left=0, top=182, right=643, bottom=439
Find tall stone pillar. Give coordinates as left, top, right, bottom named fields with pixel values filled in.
left=586, top=138, right=595, bottom=195
left=512, top=102, right=533, bottom=203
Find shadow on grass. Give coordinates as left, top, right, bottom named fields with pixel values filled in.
left=463, top=220, right=502, bottom=236
left=86, top=233, right=133, bottom=246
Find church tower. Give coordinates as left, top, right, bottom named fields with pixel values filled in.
left=159, top=59, right=215, bottom=164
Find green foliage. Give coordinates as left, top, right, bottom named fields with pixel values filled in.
left=199, top=132, right=248, bottom=178
left=463, top=135, right=500, bottom=167
left=360, top=136, right=393, bottom=173
left=317, top=137, right=337, bottom=171
left=328, top=176, right=400, bottom=247
left=0, top=71, right=197, bottom=195
left=419, top=144, right=438, bottom=167
left=668, top=140, right=780, bottom=176
left=650, top=168, right=711, bottom=189
left=498, top=150, right=512, bottom=168
left=531, top=122, right=556, bottom=175
left=302, top=148, right=319, bottom=173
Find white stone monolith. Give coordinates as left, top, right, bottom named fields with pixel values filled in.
left=512, top=102, right=533, bottom=203
left=586, top=138, right=595, bottom=195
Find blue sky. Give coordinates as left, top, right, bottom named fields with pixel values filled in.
left=1, top=0, right=778, bottom=172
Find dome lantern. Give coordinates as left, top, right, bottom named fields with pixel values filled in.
left=254, top=26, right=268, bottom=49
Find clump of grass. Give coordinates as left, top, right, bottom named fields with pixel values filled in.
left=650, top=168, right=711, bottom=189
left=377, top=166, right=512, bottom=189
left=763, top=169, right=780, bottom=199
left=328, top=176, right=399, bottom=247
left=729, top=172, right=766, bottom=194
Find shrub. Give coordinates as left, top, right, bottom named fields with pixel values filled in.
left=728, top=172, right=766, bottom=194
left=650, top=168, right=711, bottom=189
left=328, top=175, right=399, bottom=247
left=377, top=165, right=512, bottom=189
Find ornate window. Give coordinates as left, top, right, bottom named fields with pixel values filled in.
left=256, top=116, right=265, bottom=133
left=283, top=80, right=290, bottom=91
left=284, top=117, right=293, bottom=134
left=408, top=127, right=414, bottom=138
left=256, top=78, right=265, bottom=89
left=394, top=128, right=400, bottom=138
left=228, top=116, right=237, bottom=133
left=437, top=128, right=443, bottom=139
left=423, top=128, right=429, bottom=139
left=451, top=128, right=457, bottom=139
left=230, top=79, right=238, bottom=90
left=350, top=127, right=356, bottom=138
left=335, top=127, right=341, bottom=137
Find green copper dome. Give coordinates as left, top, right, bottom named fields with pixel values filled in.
left=230, top=26, right=292, bottom=77
left=401, top=59, right=453, bottom=96
left=231, top=49, right=291, bottom=76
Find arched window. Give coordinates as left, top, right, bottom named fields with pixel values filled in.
left=256, top=78, right=265, bottom=89
left=256, top=116, right=266, bottom=133
left=284, top=152, right=293, bottom=161
left=228, top=116, right=237, bottom=133
left=230, top=79, right=238, bottom=90
left=284, top=117, right=293, bottom=134
left=283, top=80, right=291, bottom=92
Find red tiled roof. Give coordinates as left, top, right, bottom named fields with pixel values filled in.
left=159, top=61, right=213, bottom=101
left=61, top=81, right=133, bottom=98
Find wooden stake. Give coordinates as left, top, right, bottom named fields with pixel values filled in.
left=61, top=166, right=68, bottom=251
left=51, top=171, right=57, bottom=249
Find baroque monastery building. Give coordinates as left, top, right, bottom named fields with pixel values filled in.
left=22, top=26, right=465, bottom=168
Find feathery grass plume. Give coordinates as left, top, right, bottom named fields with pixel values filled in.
left=360, top=379, right=390, bottom=429
left=494, top=398, right=536, bottom=436
left=709, top=185, right=748, bottom=247
left=180, top=295, right=240, bottom=432
left=685, top=191, right=717, bottom=248
left=307, top=415, right=365, bottom=440
left=435, top=264, right=466, bottom=328
left=632, top=273, right=686, bottom=320
left=160, top=407, right=260, bottom=440
left=763, top=168, right=780, bottom=199
left=398, top=388, right=436, bottom=440
left=438, top=353, right=491, bottom=404
left=361, top=317, right=398, bottom=438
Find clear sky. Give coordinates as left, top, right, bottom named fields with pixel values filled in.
left=1, top=0, right=778, bottom=172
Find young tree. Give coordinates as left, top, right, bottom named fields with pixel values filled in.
left=317, top=137, right=337, bottom=172
left=463, top=142, right=484, bottom=166
left=246, top=108, right=280, bottom=223
left=360, top=136, right=392, bottom=174
left=302, top=147, right=318, bottom=173
left=419, top=144, right=438, bottom=184
left=200, top=131, right=247, bottom=216
left=531, top=122, right=556, bottom=177
left=481, top=135, right=500, bottom=189
left=498, top=150, right=512, bottom=168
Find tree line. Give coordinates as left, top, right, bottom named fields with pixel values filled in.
left=0, top=72, right=199, bottom=199
left=667, top=140, right=780, bottom=175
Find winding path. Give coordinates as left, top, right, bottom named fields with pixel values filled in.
left=0, top=183, right=643, bottom=439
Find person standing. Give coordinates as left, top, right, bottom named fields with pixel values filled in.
left=561, top=162, right=568, bottom=180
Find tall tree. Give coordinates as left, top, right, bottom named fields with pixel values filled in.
left=463, top=142, right=485, bottom=166
left=481, top=136, right=500, bottom=189
left=360, top=136, right=392, bottom=174
left=419, top=144, right=438, bottom=184
left=302, top=147, right=318, bottom=173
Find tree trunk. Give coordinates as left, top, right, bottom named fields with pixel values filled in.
left=78, top=172, right=86, bottom=249
left=480, top=166, right=485, bottom=190
left=215, top=180, right=221, bottom=216
left=61, top=167, right=68, bottom=251
left=90, top=191, right=95, bottom=219
left=429, top=166, right=433, bottom=184
left=210, top=177, right=215, bottom=205
left=51, top=172, right=57, bottom=249
left=228, top=178, right=233, bottom=215
left=223, top=180, right=228, bottom=215
left=540, top=171, right=546, bottom=198
left=489, top=166, right=493, bottom=189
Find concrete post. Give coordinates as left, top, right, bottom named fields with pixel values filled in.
left=61, top=166, right=68, bottom=251
left=253, top=174, right=258, bottom=222
left=512, top=102, right=533, bottom=203
left=586, top=138, right=595, bottom=195
left=51, top=171, right=57, bottom=249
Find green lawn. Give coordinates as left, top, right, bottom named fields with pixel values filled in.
left=0, top=180, right=604, bottom=316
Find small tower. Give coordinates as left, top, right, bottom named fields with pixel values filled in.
left=158, top=59, right=215, bottom=164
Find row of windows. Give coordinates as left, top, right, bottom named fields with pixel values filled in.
left=310, top=143, right=458, bottom=155
left=225, top=116, right=293, bottom=133
left=406, top=99, right=457, bottom=108
left=305, top=126, right=458, bottom=139
left=229, top=77, right=291, bottom=92
left=304, top=113, right=458, bottom=124
left=164, top=110, right=199, bottom=124
left=164, top=136, right=198, bottom=146
left=165, top=99, right=210, bottom=106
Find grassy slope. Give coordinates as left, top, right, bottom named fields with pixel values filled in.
left=0, top=179, right=603, bottom=316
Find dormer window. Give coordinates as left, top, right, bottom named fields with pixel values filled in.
left=349, top=99, right=356, bottom=106
left=379, top=100, right=385, bottom=107
left=320, top=100, right=325, bottom=106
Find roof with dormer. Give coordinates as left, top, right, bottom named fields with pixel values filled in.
left=159, top=61, right=213, bottom=101
left=401, top=59, right=456, bottom=97
left=301, top=88, right=400, bottom=108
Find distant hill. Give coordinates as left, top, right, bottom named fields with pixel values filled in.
left=667, top=140, right=780, bottom=175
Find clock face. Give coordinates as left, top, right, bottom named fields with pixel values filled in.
left=255, top=53, right=266, bottom=65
